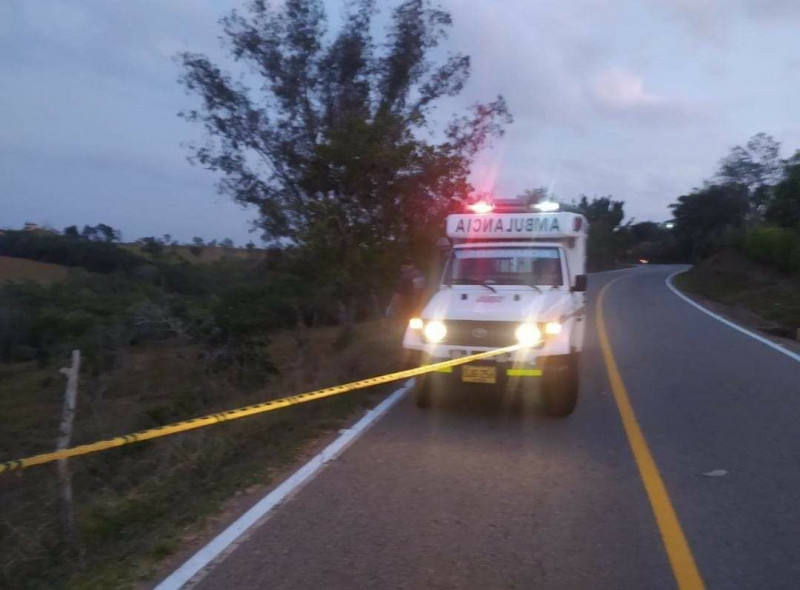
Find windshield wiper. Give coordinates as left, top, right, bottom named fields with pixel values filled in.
left=452, top=278, right=496, bottom=292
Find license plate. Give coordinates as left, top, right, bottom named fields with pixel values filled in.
left=462, top=365, right=497, bottom=384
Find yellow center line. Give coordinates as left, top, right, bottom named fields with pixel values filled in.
left=596, top=278, right=705, bottom=590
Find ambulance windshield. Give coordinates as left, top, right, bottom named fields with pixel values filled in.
left=445, top=247, right=563, bottom=287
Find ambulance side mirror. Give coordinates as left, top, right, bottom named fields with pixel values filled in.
left=571, top=274, right=587, bottom=292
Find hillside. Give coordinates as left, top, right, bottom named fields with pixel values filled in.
left=0, top=320, right=404, bottom=588
left=0, top=255, right=69, bottom=284
left=675, top=250, right=800, bottom=337
left=0, top=225, right=408, bottom=588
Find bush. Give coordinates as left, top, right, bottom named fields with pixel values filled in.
left=743, top=227, right=800, bottom=274
left=0, top=274, right=156, bottom=364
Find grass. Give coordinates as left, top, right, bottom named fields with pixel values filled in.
left=674, top=250, right=800, bottom=332
left=0, top=256, right=69, bottom=284
left=0, top=320, right=405, bottom=589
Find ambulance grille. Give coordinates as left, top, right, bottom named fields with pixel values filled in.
left=443, top=320, right=518, bottom=347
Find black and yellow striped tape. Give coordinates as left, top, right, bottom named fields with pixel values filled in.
left=0, top=344, right=525, bottom=474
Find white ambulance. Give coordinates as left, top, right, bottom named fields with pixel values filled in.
left=402, top=199, right=588, bottom=416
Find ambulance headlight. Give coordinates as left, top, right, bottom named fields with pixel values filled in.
left=544, top=321, right=562, bottom=336
left=423, top=320, right=447, bottom=343
left=515, top=323, right=542, bottom=346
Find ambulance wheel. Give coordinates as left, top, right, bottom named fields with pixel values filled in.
left=541, top=353, right=579, bottom=417
left=413, top=377, right=431, bottom=408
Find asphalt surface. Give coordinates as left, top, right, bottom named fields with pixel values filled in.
left=193, top=266, right=800, bottom=589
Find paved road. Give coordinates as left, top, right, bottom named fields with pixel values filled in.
left=194, top=266, right=800, bottom=589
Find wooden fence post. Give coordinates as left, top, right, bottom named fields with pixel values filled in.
left=57, top=349, right=81, bottom=556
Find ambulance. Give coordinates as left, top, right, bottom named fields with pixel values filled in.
left=402, top=199, right=588, bottom=416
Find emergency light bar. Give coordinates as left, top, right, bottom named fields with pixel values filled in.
left=468, top=198, right=561, bottom=214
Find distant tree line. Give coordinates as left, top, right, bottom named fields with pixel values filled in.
left=522, top=133, right=800, bottom=272
left=669, top=133, right=800, bottom=273
left=517, top=190, right=678, bottom=271
left=0, top=229, right=143, bottom=274
left=570, top=196, right=680, bottom=270
left=63, top=223, right=121, bottom=242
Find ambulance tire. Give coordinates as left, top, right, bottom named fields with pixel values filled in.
left=413, top=376, right=432, bottom=408
left=541, top=353, right=579, bottom=417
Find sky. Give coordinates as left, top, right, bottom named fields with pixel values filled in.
left=2, top=0, right=800, bottom=244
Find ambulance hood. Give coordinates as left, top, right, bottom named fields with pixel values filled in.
left=421, top=286, right=572, bottom=323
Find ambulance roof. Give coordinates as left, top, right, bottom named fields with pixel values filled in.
left=446, top=212, right=587, bottom=240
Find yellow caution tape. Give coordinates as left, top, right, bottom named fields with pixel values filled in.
left=0, top=344, right=525, bottom=474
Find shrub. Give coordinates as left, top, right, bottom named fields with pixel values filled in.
left=743, top=227, right=800, bottom=274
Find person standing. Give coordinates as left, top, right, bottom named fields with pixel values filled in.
left=387, top=259, right=426, bottom=323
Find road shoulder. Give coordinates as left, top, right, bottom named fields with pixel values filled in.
left=668, top=270, right=800, bottom=359
left=141, top=384, right=408, bottom=590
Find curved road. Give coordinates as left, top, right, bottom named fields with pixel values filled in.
left=187, top=266, right=800, bottom=589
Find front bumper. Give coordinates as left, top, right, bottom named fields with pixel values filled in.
left=402, top=348, right=574, bottom=392
left=405, top=349, right=573, bottom=385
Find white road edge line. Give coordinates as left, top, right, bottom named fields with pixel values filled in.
left=666, top=270, right=800, bottom=363
left=155, top=380, right=413, bottom=590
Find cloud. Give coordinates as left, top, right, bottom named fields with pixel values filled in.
left=648, top=0, right=800, bottom=43
left=742, top=0, right=800, bottom=20
left=0, top=0, right=253, bottom=242
left=2, top=0, right=800, bottom=238
left=589, top=67, right=700, bottom=123
left=592, top=68, right=658, bottom=108
left=647, top=0, right=724, bottom=41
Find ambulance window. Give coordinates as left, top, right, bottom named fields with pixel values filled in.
left=446, top=247, right=563, bottom=287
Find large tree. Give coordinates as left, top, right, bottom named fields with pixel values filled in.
left=766, top=150, right=800, bottom=229
left=716, top=132, right=782, bottom=215
left=564, top=196, right=626, bottom=271
left=670, top=183, right=749, bottom=259
left=179, top=0, right=511, bottom=302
